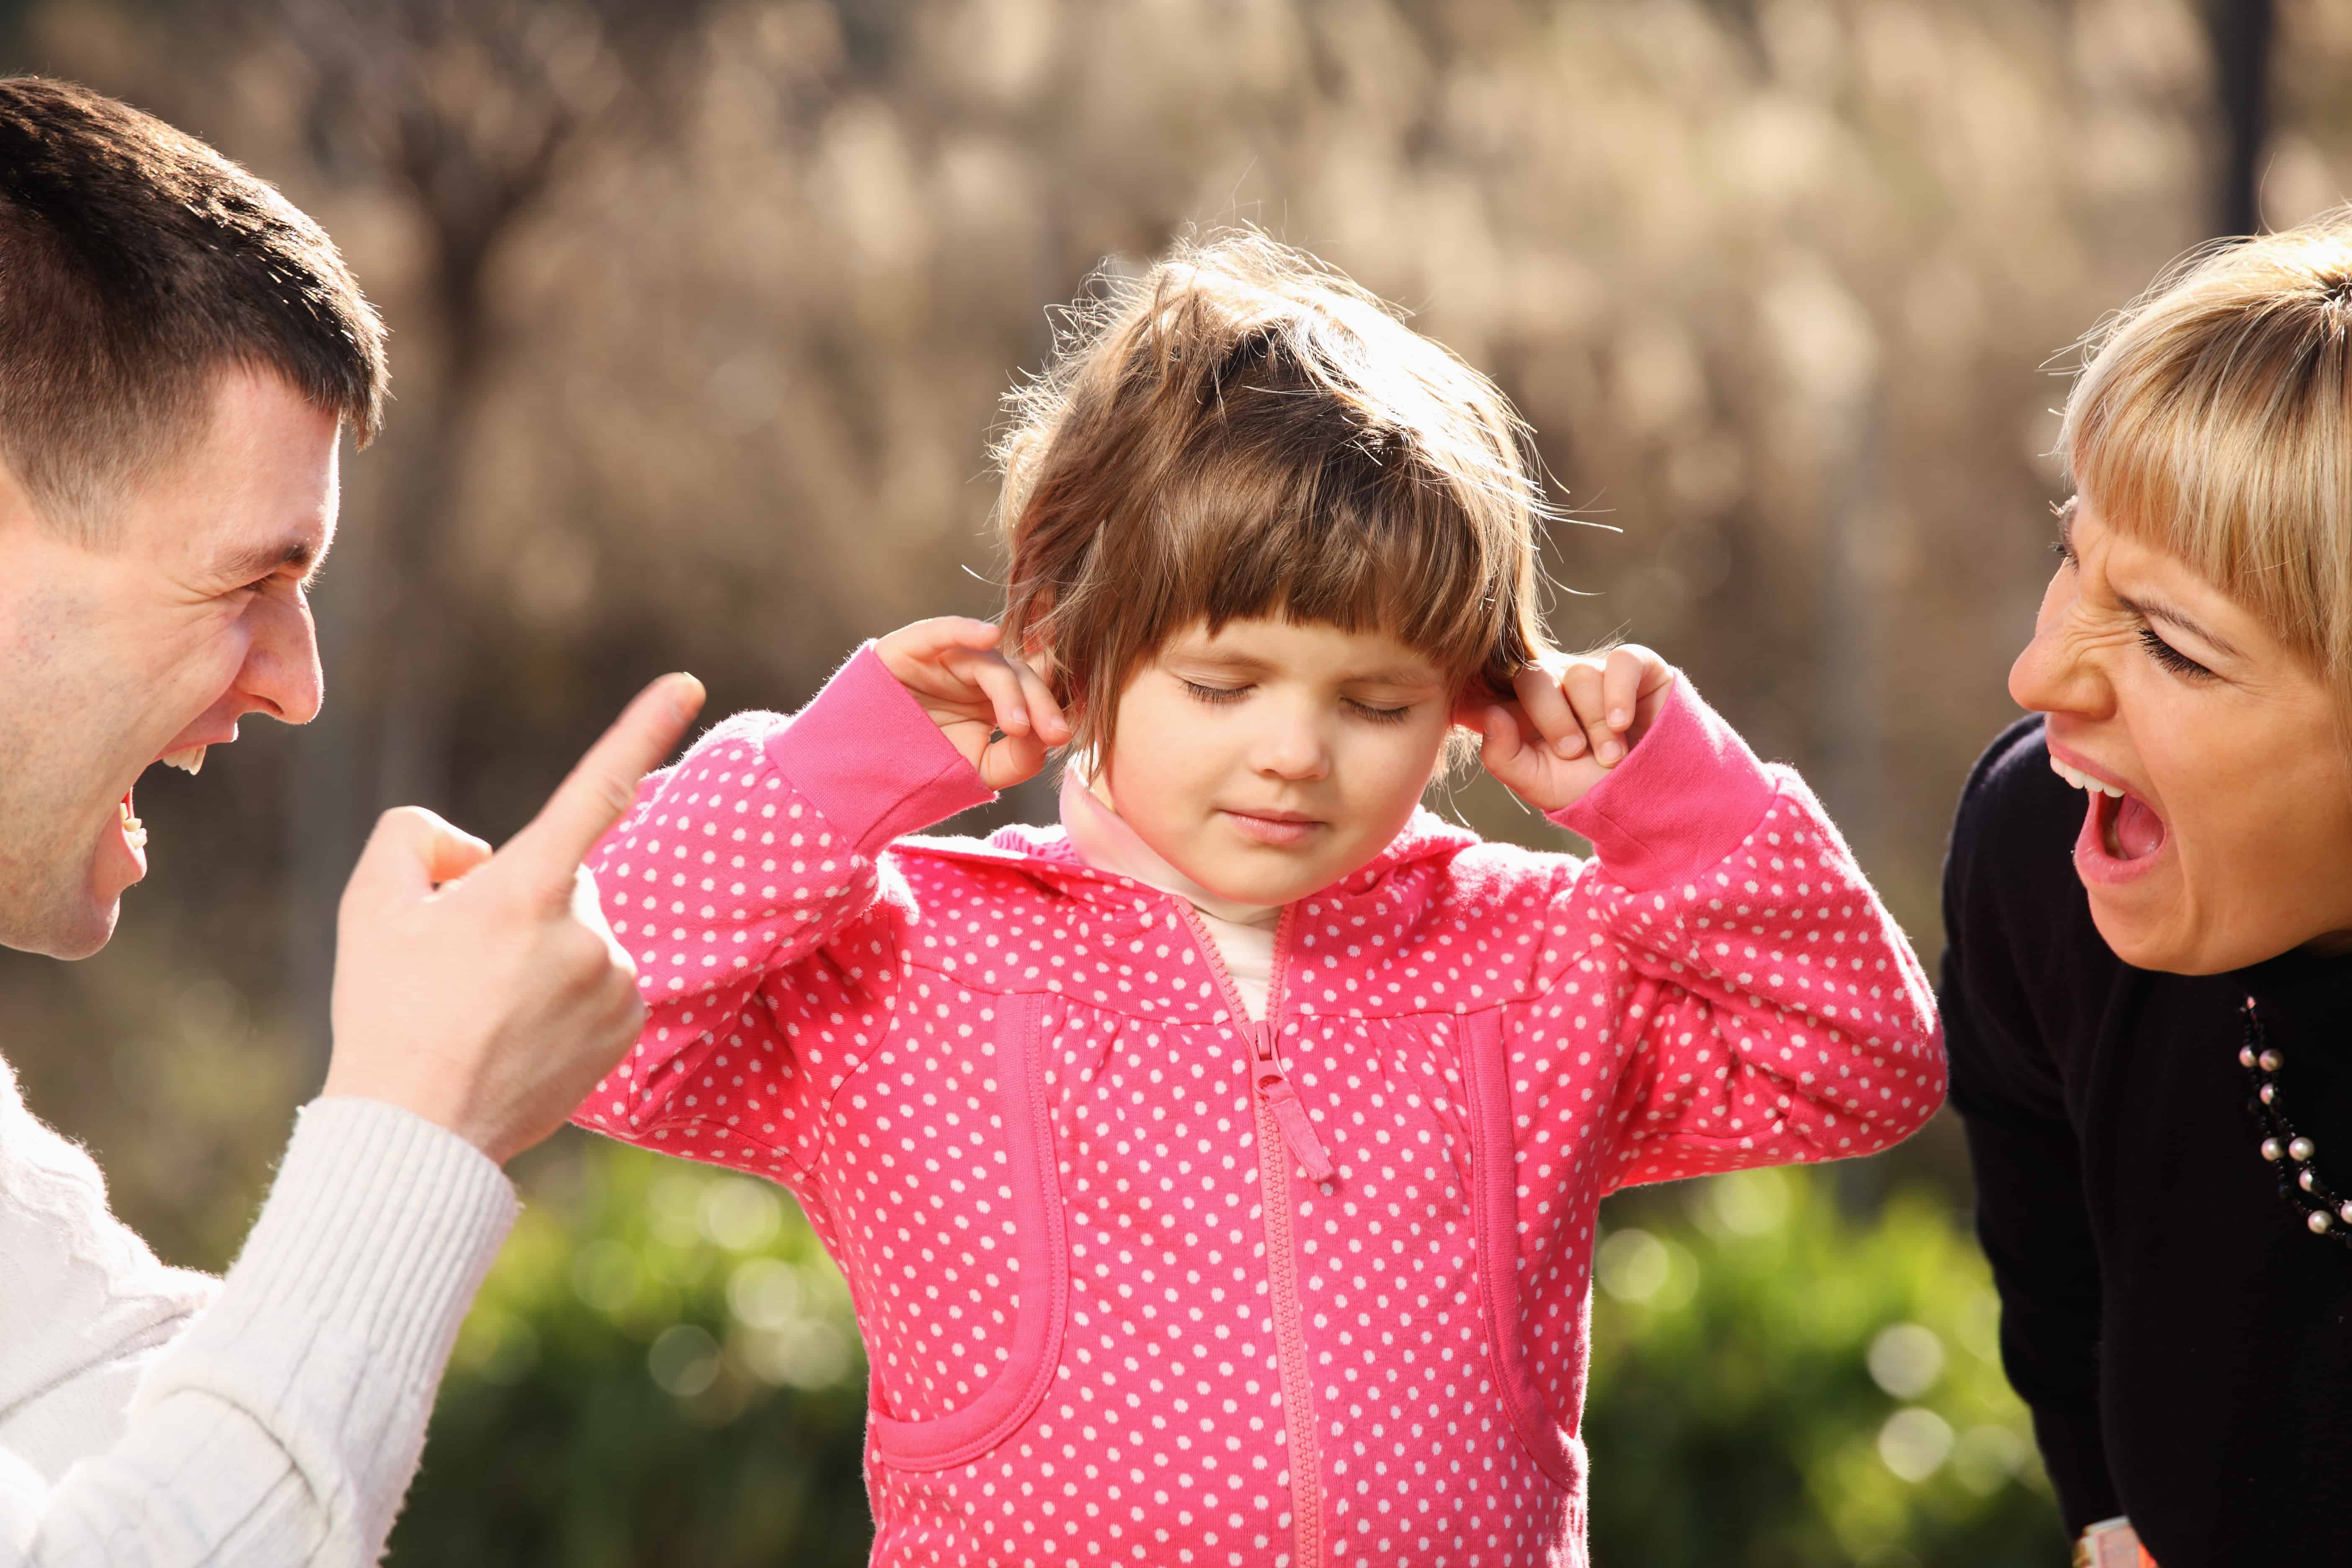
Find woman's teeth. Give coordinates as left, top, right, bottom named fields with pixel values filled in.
left=2049, top=756, right=2125, bottom=798
left=119, top=799, right=147, bottom=850
left=160, top=745, right=206, bottom=775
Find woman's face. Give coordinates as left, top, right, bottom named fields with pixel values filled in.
left=2009, top=498, right=2352, bottom=973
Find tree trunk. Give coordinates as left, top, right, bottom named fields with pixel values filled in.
left=2209, top=0, right=2277, bottom=236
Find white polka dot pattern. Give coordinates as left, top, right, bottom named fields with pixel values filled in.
left=575, top=704, right=1943, bottom=1568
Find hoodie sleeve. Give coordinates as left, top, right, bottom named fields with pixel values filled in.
left=574, top=644, right=995, bottom=1184
left=1529, top=677, right=1946, bottom=1192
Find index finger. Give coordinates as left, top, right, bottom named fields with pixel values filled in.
left=500, top=673, right=707, bottom=883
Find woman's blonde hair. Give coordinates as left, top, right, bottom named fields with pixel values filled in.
left=995, top=230, right=1555, bottom=761
left=2063, top=208, right=2352, bottom=704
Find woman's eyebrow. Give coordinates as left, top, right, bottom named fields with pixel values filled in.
left=2117, top=590, right=2245, bottom=662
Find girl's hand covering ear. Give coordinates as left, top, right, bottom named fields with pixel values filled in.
left=1459, top=645, right=1677, bottom=813
left=876, top=616, right=1069, bottom=790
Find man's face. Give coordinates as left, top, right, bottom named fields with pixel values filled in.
left=0, top=367, right=339, bottom=958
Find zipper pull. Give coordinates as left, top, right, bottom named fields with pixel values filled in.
left=1254, top=1026, right=1335, bottom=1184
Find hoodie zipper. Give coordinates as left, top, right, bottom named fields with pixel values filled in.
left=1177, top=901, right=1325, bottom=1568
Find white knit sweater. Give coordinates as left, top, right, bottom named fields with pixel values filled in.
left=0, top=1050, right=515, bottom=1565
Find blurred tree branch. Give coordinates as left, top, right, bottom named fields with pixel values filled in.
left=238, top=0, right=715, bottom=1070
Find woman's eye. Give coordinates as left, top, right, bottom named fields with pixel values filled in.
left=1181, top=681, right=1248, bottom=705
left=2137, top=625, right=2213, bottom=679
left=1348, top=700, right=1412, bottom=725
left=2049, top=537, right=2078, bottom=569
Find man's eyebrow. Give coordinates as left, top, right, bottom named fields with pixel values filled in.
left=212, top=536, right=324, bottom=583
left=2117, top=591, right=2246, bottom=662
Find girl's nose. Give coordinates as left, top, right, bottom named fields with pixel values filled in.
left=1251, top=712, right=1331, bottom=781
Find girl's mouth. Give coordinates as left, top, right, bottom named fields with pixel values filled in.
left=1221, top=809, right=1322, bottom=848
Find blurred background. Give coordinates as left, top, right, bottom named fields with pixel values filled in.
left=0, top=0, right=2328, bottom=1561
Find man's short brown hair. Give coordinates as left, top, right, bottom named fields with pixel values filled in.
left=997, top=231, right=1556, bottom=762
left=0, top=77, right=386, bottom=540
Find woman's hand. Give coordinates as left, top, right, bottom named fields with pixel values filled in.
left=875, top=617, right=1069, bottom=790
left=1460, top=645, right=1677, bottom=813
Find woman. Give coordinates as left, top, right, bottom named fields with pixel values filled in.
left=1945, top=211, right=2352, bottom=1567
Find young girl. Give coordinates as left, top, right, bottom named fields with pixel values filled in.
left=578, top=235, right=1944, bottom=1568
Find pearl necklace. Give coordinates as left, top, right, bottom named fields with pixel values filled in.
left=2241, top=997, right=2352, bottom=1247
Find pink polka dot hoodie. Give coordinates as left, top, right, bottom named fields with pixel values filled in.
left=577, top=645, right=1945, bottom=1568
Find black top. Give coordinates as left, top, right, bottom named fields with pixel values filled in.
left=1942, top=717, right=2352, bottom=1565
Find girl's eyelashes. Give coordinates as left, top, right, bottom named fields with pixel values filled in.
left=1177, top=678, right=1413, bottom=722
left=2137, top=625, right=2214, bottom=680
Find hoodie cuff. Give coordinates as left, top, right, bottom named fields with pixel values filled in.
left=764, top=643, right=997, bottom=858
left=1552, top=676, right=1777, bottom=892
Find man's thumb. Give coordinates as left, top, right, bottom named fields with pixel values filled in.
left=344, top=805, right=495, bottom=908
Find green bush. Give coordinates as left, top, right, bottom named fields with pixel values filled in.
left=388, top=1135, right=872, bottom=1567
left=1585, top=1167, right=2064, bottom=1567
left=396, top=1143, right=2062, bottom=1566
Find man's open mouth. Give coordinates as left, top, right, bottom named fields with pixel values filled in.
left=118, top=745, right=212, bottom=859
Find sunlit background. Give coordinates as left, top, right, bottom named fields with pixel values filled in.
left=0, top=0, right=2325, bottom=1561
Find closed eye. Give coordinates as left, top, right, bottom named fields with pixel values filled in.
left=1181, top=680, right=1248, bottom=705
left=2138, top=625, right=2213, bottom=680
left=1347, top=700, right=1412, bottom=725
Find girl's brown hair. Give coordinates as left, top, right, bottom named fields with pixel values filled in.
left=995, top=231, right=1555, bottom=761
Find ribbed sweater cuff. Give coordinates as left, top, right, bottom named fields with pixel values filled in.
left=129, top=1097, right=516, bottom=1552
left=222, top=1097, right=516, bottom=1375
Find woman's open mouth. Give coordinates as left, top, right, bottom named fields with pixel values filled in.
left=2051, top=752, right=2166, bottom=883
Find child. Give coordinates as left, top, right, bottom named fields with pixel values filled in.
left=578, top=234, right=1944, bottom=1568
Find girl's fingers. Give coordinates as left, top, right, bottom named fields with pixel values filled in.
left=1007, top=653, right=1069, bottom=745
left=979, top=726, right=1050, bottom=791
left=1476, top=702, right=1549, bottom=795
left=1560, top=661, right=1622, bottom=765
left=1513, top=664, right=1586, bottom=759
left=1602, top=647, right=1650, bottom=735
left=951, top=647, right=1034, bottom=737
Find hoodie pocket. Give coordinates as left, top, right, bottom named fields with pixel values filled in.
left=867, top=991, right=1069, bottom=1472
left=1460, top=1009, right=1589, bottom=1497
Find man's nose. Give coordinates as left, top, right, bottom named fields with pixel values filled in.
left=240, top=592, right=325, bottom=725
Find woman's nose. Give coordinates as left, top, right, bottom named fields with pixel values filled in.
left=2007, top=568, right=2101, bottom=718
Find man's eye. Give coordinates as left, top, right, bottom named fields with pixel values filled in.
left=1181, top=681, right=1248, bottom=705
left=2137, top=626, right=2213, bottom=679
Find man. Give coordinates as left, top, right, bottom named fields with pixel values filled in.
left=0, top=78, right=701, bottom=1562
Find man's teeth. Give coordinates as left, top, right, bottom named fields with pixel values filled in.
left=2049, top=755, right=2125, bottom=798
left=160, top=745, right=206, bottom=776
